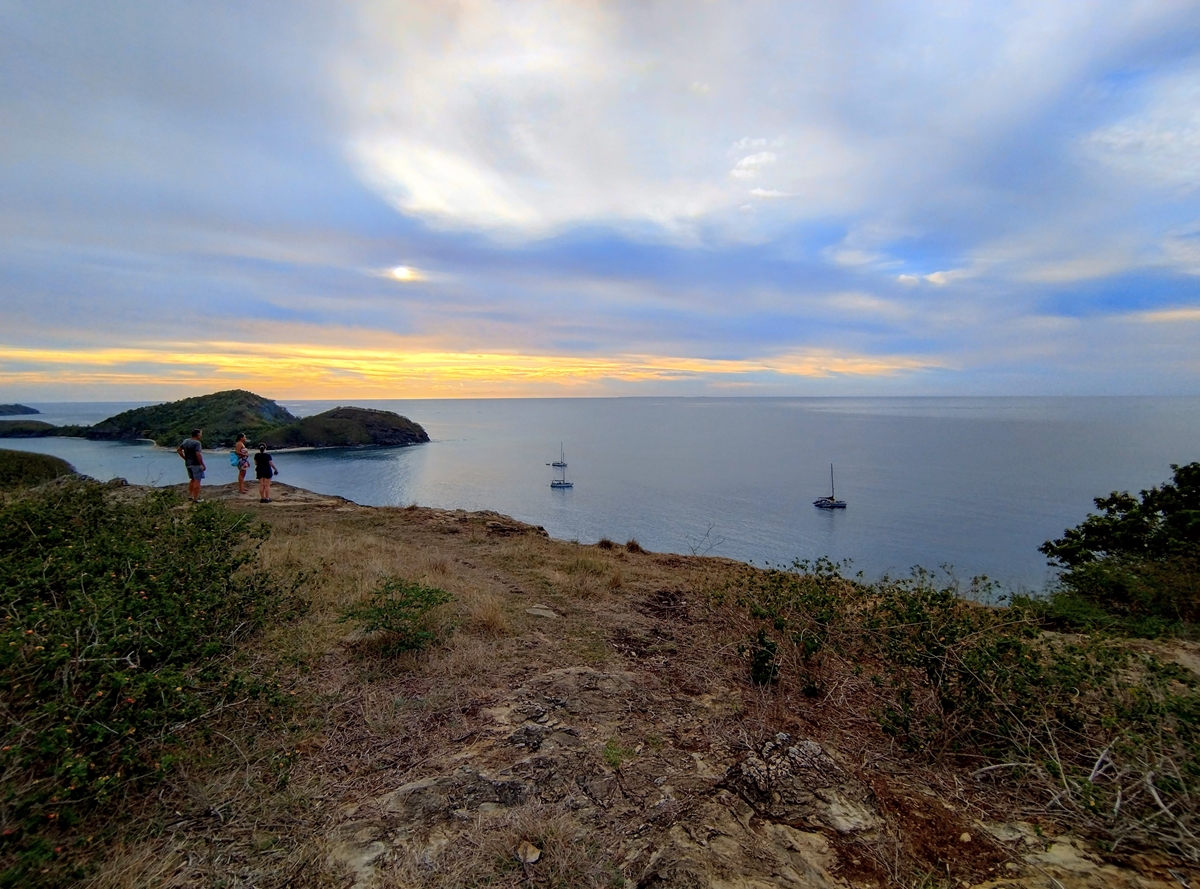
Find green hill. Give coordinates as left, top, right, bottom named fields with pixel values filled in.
left=261, top=406, right=430, bottom=449
left=0, top=420, right=58, bottom=437
left=0, top=448, right=74, bottom=489
left=0, top=391, right=429, bottom=450
left=86, top=389, right=298, bottom=447
left=0, top=404, right=38, bottom=416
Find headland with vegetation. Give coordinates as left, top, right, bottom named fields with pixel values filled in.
left=0, top=404, right=38, bottom=417
left=0, top=390, right=429, bottom=449
left=0, top=450, right=1196, bottom=888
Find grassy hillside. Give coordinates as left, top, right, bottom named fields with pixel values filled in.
left=263, top=406, right=430, bottom=449
left=0, top=448, right=74, bottom=490
left=7, top=480, right=1195, bottom=888
left=86, top=389, right=298, bottom=447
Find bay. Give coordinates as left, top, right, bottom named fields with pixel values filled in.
left=4, top=396, right=1199, bottom=592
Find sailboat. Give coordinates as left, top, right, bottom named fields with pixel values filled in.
left=813, top=463, right=846, bottom=509
left=550, top=445, right=573, bottom=489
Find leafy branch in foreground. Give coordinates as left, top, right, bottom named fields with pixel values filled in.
left=0, top=480, right=301, bottom=883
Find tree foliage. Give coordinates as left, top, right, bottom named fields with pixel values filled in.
left=1039, top=463, right=1200, bottom=631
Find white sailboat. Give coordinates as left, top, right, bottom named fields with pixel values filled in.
left=550, top=444, right=573, bottom=488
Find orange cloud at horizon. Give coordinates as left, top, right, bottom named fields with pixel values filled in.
left=0, top=341, right=941, bottom=398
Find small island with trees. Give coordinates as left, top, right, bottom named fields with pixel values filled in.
left=0, top=389, right=429, bottom=449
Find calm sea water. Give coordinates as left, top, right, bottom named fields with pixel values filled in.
left=5, top=397, right=1200, bottom=592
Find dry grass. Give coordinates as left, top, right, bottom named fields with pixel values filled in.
left=383, top=802, right=619, bottom=889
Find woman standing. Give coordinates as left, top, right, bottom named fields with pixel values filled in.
left=254, top=443, right=277, bottom=503
left=234, top=433, right=251, bottom=494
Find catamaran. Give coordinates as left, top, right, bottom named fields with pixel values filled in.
left=813, top=463, right=846, bottom=509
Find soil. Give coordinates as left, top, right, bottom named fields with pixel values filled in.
left=79, top=482, right=1196, bottom=888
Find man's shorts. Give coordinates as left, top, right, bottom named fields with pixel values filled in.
left=187, top=465, right=206, bottom=481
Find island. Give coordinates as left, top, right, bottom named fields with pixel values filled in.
left=0, top=403, right=39, bottom=415
left=0, top=389, right=429, bottom=449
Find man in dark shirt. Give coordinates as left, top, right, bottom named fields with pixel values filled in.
left=176, top=428, right=206, bottom=502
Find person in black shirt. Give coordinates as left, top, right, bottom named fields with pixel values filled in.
left=254, top=443, right=277, bottom=503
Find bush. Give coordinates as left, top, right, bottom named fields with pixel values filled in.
left=727, top=560, right=1200, bottom=859
left=0, top=449, right=74, bottom=490
left=339, top=578, right=452, bottom=654
left=0, top=480, right=296, bottom=882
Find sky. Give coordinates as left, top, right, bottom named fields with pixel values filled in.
left=2, top=0, right=1199, bottom=400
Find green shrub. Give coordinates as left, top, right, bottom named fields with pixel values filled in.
left=0, top=449, right=74, bottom=490
left=0, top=480, right=297, bottom=883
left=727, top=560, right=1200, bottom=858
left=741, top=629, right=779, bottom=686
left=339, top=578, right=452, bottom=653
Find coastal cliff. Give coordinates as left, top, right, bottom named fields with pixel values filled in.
left=2, top=475, right=1194, bottom=888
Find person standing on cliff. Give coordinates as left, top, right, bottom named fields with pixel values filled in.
left=254, top=443, right=277, bottom=503
left=234, top=432, right=251, bottom=494
left=177, top=428, right=206, bottom=502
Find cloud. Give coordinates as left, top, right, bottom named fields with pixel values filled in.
left=3, top=1, right=1200, bottom=397
left=1131, top=307, right=1200, bottom=322
left=0, top=340, right=941, bottom=399
left=730, top=152, right=778, bottom=179
left=1084, top=64, right=1200, bottom=191
left=923, top=269, right=970, bottom=286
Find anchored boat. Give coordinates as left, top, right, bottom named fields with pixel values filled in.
left=550, top=444, right=573, bottom=489
left=813, top=463, right=846, bottom=509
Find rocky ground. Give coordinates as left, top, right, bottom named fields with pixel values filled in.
left=84, top=482, right=1198, bottom=889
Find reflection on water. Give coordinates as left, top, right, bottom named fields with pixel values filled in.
left=5, top=397, right=1200, bottom=591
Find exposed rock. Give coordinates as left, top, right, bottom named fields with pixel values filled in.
left=526, top=605, right=560, bottom=619
left=725, top=733, right=878, bottom=835
left=515, top=840, right=542, bottom=863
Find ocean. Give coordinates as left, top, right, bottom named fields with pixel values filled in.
left=5, top=397, right=1199, bottom=592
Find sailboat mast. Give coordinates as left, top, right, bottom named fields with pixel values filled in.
left=830, top=463, right=835, bottom=498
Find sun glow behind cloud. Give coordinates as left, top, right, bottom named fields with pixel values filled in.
left=0, top=342, right=940, bottom=398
